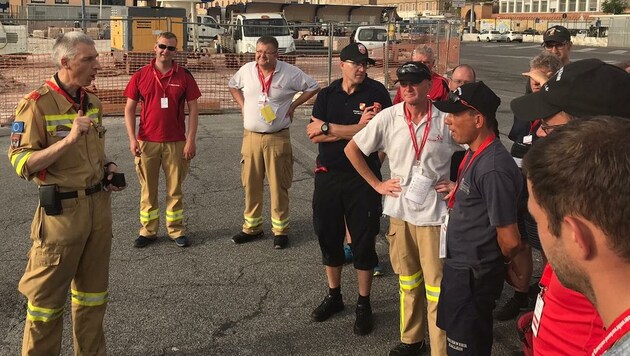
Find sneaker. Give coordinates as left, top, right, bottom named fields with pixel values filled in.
left=134, top=235, right=156, bottom=248
left=373, top=264, right=384, bottom=277
left=311, top=294, right=344, bottom=322
left=353, top=303, right=373, bottom=335
left=494, top=295, right=529, bottom=321
left=231, top=231, right=263, bottom=244
left=273, top=235, right=288, bottom=249
left=389, top=341, right=427, bottom=356
left=344, top=245, right=353, bottom=263
left=174, top=236, right=190, bottom=247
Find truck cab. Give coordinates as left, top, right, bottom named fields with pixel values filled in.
left=229, top=13, right=296, bottom=54
left=354, top=25, right=389, bottom=50
left=188, top=14, right=222, bottom=46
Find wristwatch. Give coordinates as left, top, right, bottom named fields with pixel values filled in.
left=321, top=122, right=330, bottom=135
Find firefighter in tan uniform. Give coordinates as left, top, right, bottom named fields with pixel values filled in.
left=7, top=32, right=125, bottom=356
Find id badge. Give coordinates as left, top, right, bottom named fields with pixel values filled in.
left=439, top=214, right=449, bottom=258
left=260, top=104, right=276, bottom=124
left=258, top=94, right=267, bottom=106
left=161, top=97, right=169, bottom=109
left=404, top=166, right=433, bottom=204
left=523, top=135, right=533, bottom=144
left=532, top=293, right=545, bottom=337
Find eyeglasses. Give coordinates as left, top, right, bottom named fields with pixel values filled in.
left=451, top=79, right=473, bottom=86
left=398, top=80, right=421, bottom=87
left=539, top=121, right=565, bottom=135
left=344, top=60, right=371, bottom=68
left=447, top=91, right=480, bottom=113
left=157, top=44, right=177, bottom=51
left=542, top=42, right=567, bottom=50
left=256, top=50, right=278, bottom=56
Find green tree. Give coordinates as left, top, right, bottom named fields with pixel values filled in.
left=601, top=0, right=627, bottom=14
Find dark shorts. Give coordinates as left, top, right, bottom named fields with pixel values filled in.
left=437, top=263, right=506, bottom=356
left=312, top=170, right=381, bottom=270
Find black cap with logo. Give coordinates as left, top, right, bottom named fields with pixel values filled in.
left=395, top=61, right=432, bottom=83
left=340, top=42, right=375, bottom=65
left=511, top=58, right=630, bottom=122
left=434, top=81, right=501, bottom=120
left=543, top=25, right=571, bottom=44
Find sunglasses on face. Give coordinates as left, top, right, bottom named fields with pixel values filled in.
left=447, top=91, right=481, bottom=113
left=157, top=43, right=177, bottom=51
left=344, top=60, right=371, bottom=69
left=542, top=42, right=567, bottom=50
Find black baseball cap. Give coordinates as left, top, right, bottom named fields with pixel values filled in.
left=395, top=61, right=432, bottom=84
left=340, top=42, right=375, bottom=65
left=511, top=59, right=630, bottom=121
left=543, top=25, right=571, bottom=44
left=434, top=81, right=501, bottom=120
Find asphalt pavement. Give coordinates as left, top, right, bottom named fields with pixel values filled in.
left=4, top=41, right=622, bottom=355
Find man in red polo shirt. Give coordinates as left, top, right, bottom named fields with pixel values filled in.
left=124, top=31, right=201, bottom=248
left=393, top=45, right=448, bottom=104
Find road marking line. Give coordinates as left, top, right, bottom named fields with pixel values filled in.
left=608, top=50, right=628, bottom=55
left=573, top=48, right=597, bottom=52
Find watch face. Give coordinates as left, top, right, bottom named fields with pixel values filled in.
left=322, top=123, right=329, bottom=133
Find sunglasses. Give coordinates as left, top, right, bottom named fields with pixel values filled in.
left=344, top=60, right=371, bottom=69
left=447, top=91, right=481, bottom=113
left=542, top=42, right=567, bottom=50
left=157, top=43, right=177, bottom=51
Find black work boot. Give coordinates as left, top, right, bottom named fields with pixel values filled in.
left=311, top=294, right=344, bottom=322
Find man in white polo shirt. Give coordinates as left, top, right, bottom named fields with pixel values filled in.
left=228, top=35, right=319, bottom=249
left=345, top=61, right=463, bottom=356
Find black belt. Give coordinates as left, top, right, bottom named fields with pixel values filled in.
left=58, top=183, right=103, bottom=200
left=253, top=128, right=288, bottom=135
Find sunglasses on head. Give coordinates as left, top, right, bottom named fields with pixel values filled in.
left=157, top=43, right=177, bottom=51
left=397, top=63, right=430, bottom=77
left=447, top=91, right=481, bottom=113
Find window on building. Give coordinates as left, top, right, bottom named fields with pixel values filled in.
left=516, top=1, right=523, bottom=11
left=533, top=2, right=539, bottom=11
left=501, top=2, right=507, bottom=12
left=31, top=0, right=45, bottom=3
left=559, top=0, right=566, bottom=11
left=425, top=2, right=430, bottom=10
left=542, top=0, right=548, bottom=11
left=568, top=0, right=576, bottom=11
left=508, top=2, right=514, bottom=11
left=525, top=4, right=530, bottom=11
left=578, top=0, right=586, bottom=11
left=55, top=0, right=69, bottom=3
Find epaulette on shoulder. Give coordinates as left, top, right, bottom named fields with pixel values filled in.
left=24, top=86, right=49, bottom=102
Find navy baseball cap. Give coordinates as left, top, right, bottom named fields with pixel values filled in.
left=543, top=25, right=571, bottom=44
left=395, top=61, right=432, bottom=84
left=434, top=81, right=501, bottom=120
left=340, top=42, right=375, bottom=65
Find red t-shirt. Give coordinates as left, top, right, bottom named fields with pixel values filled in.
left=124, top=59, right=201, bottom=142
left=393, top=72, right=449, bottom=104
left=533, top=264, right=605, bottom=355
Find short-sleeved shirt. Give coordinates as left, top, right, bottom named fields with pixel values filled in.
left=393, top=72, right=449, bottom=104
left=8, top=79, right=105, bottom=190
left=533, top=264, right=604, bottom=355
left=353, top=102, right=463, bottom=226
left=124, top=59, right=201, bottom=142
left=228, top=60, right=319, bottom=133
left=312, top=76, right=392, bottom=172
left=445, top=139, right=522, bottom=269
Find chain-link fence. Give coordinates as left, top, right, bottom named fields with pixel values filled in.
left=0, top=17, right=460, bottom=125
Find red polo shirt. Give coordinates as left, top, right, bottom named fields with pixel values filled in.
left=124, top=59, right=201, bottom=142
left=533, top=264, right=605, bottom=355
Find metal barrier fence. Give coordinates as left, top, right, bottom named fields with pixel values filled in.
left=0, top=19, right=460, bottom=125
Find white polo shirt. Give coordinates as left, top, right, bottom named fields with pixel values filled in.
left=353, top=102, right=463, bottom=226
left=228, top=60, right=319, bottom=133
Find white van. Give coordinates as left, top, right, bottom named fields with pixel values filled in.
left=354, top=25, right=389, bottom=50
left=188, top=15, right=222, bottom=45
left=229, top=13, right=296, bottom=54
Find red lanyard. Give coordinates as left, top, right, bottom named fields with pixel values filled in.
left=45, top=80, right=85, bottom=112
left=152, top=64, right=176, bottom=97
left=592, top=308, right=630, bottom=356
left=404, top=101, right=433, bottom=162
left=447, top=134, right=496, bottom=209
left=257, top=65, right=275, bottom=96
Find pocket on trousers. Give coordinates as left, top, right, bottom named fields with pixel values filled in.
left=33, top=249, right=61, bottom=267
left=387, top=218, right=404, bottom=274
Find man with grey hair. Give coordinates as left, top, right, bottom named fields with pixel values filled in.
left=8, top=31, right=125, bottom=355
left=393, top=44, right=449, bottom=104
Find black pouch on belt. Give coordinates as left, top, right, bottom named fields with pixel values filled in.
left=39, top=184, right=62, bottom=216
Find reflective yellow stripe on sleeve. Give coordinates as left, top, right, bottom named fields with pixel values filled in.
left=26, top=301, right=64, bottom=322
left=271, top=217, right=289, bottom=230
left=71, top=289, right=108, bottom=307
left=244, top=215, right=263, bottom=228
left=399, top=270, right=423, bottom=291
left=140, top=209, right=159, bottom=223
left=10, top=151, right=33, bottom=177
left=425, top=283, right=441, bottom=302
left=44, top=113, right=75, bottom=132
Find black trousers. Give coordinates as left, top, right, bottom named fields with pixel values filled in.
left=312, top=169, right=381, bottom=270
left=437, top=263, right=506, bottom=356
